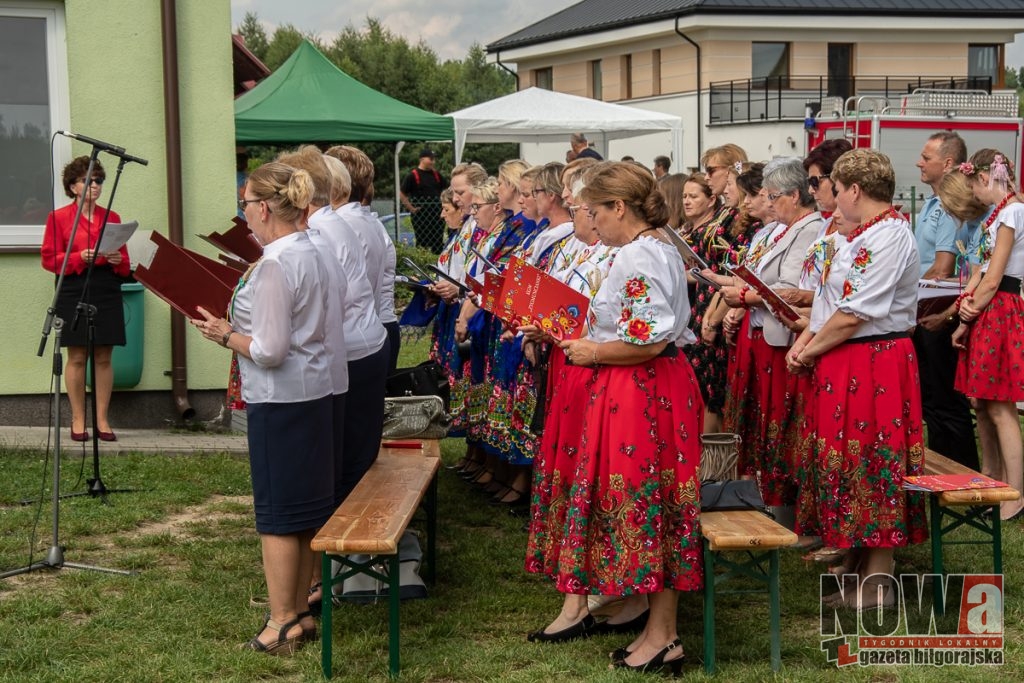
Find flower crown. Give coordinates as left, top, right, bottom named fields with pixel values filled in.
left=958, top=162, right=979, bottom=176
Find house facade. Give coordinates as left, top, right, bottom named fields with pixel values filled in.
left=0, top=0, right=237, bottom=425
left=487, top=0, right=1024, bottom=170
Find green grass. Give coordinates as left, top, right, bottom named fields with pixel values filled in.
left=1, top=334, right=1023, bottom=682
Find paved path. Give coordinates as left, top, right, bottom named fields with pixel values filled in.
left=0, top=426, right=248, bottom=456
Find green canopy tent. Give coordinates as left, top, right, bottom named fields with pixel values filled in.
left=234, top=40, right=454, bottom=230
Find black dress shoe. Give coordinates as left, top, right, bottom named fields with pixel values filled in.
left=611, top=638, right=686, bottom=675
left=591, top=609, right=649, bottom=635
left=526, top=614, right=595, bottom=643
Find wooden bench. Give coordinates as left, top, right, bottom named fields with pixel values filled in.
left=311, top=440, right=441, bottom=679
left=700, top=509, right=797, bottom=674
left=921, top=448, right=1021, bottom=611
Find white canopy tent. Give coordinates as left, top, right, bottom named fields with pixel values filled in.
left=448, top=87, right=683, bottom=164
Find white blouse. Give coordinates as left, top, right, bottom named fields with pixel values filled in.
left=744, top=221, right=784, bottom=330
left=338, top=203, right=398, bottom=324
left=557, top=240, right=618, bottom=299
left=586, top=235, right=696, bottom=346
left=309, top=206, right=387, bottom=361
left=980, top=202, right=1024, bottom=279
left=524, top=221, right=574, bottom=266
left=809, top=216, right=919, bottom=337
left=231, top=231, right=334, bottom=404
left=437, top=216, right=477, bottom=282
left=306, top=227, right=350, bottom=395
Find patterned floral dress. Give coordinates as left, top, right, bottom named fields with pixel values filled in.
left=684, top=207, right=757, bottom=413
left=955, top=202, right=1024, bottom=401
left=526, top=236, right=704, bottom=595
left=796, top=215, right=927, bottom=548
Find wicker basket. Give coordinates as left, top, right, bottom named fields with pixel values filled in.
left=698, top=432, right=740, bottom=482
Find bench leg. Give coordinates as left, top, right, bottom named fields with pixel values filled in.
left=993, top=513, right=1003, bottom=574
left=930, top=496, right=944, bottom=616
left=769, top=550, right=781, bottom=672
left=388, top=553, right=401, bottom=677
left=702, top=540, right=716, bottom=675
left=321, top=552, right=334, bottom=679
left=425, top=473, right=437, bottom=585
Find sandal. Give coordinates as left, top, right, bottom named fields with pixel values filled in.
left=245, top=617, right=303, bottom=655
left=296, top=610, right=318, bottom=642
left=804, top=546, right=845, bottom=563
left=306, top=581, right=323, bottom=617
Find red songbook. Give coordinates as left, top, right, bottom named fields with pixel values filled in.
left=903, top=474, right=1008, bottom=493
left=198, top=218, right=263, bottom=264
left=497, top=256, right=589, bottom=340
left=466, top=273, right=485, bottom=297
left=729, top=264, right=801, bottom=322
left=481, top=272, right=509, bottom=321
left=134, top=232, right=235, bottom=320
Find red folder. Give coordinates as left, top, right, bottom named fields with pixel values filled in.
left=729, top=264, right=801, bottom=322
left=497, top=257, right=589, bottom=340
left=481, top=272, right=509, bottom=321
left=903, top=473, right=1007, bottom=492
left=198, top=217, right=263, bottom=264
left=134, top=232, right=235, bottom=320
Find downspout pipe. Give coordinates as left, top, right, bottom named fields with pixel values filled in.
left=495, top=50, right=519, bottom=90
left=161, top=0, right=195, bottom=421
left=675, top=17, right=702, bottom=164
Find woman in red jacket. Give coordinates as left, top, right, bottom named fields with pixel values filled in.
left=40, top=157, right=130, bottom=442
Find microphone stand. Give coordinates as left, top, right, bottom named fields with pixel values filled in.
left=5, top=145, right=135, bottom=580
left=69, top=154, right=136, bottom=500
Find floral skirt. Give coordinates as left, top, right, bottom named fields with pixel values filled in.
left=482, top=332, right=538, bottom=465
left=723, top=315, right=756, bottom=461
left=955, top=291, right=1024, bottom=401
left=748, top=334, right=799, bottom=505
left=527, top=353, right=705, bottom=595
left=796, top=337, right=927, bottom=548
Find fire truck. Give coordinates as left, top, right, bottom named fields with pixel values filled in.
left=807, top=89, right=1023, bottom=217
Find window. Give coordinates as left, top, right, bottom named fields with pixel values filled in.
left=968, top=44, right=1002, bottom=89
left=752, top=42, right=789, bottom=88
left=622, top=54, right=632, bottom=100
left=534, top=67, right=553, bottom=90
left=590, top=60, right=602, bottom=100
left=827, top=44, right=853, bottom=101
left=0, top=2, right=68, bottom=249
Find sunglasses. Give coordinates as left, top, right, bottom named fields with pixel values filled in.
left=77, top=177, right=105, bottom=185
left=704, top=165, right=725, bottom=175
left=808, top=174, right=830, bottom=190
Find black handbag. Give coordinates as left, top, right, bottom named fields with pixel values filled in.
left=700, top=479, right=769, bottom=515
left=386, top=361, right=450, bottom=411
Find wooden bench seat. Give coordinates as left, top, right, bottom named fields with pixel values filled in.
left=700, top=509, right=797, bottom=674
left=920, top=448, right=1021, bottom=612
left=311, top=440, right=441, bottom=679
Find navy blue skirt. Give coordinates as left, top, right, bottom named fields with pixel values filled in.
left=246, top=394, right=336, bottom=534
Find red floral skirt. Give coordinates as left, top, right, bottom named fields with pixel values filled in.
left=723, top=315, right=757, bottom=468
left=955, top=291, right=1024, bottom=401
left=529, top=353, right=705, bottom=595
left=797, top=337, right=927, bottom=548
left=748, top=334, right=799, bottom=505
left=791, top=372, right=819, bottom=534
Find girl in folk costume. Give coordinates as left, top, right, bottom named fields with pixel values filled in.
left=952, top=149, right=1024, bottom=521
left=533, top=163, right=703, bottom=674
left=787, top=149, right=927, bottom=608
left=717, top=158, right=822, bottom=511
left=686, top=146, right=757, bottom=432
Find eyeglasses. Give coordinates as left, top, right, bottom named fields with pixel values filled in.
left=469, top=202, right=498, bottom=213
left=77, top=177, right=105, bottom=185
left=237, top=198, right=261, bottom=212
left=766, top=191, right=787, bottom=202
left=567, top=205, right=581, bottom=220
left=704, top=165, right=725, bottom=175
left=808, top=174, right=830, bottom=190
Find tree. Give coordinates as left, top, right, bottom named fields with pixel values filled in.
left=237, top=11, right=269, bottom=63
left=263, top=25, right=318, bottom=72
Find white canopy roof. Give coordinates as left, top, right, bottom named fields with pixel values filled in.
left=447, top=87, right=683, bottom=164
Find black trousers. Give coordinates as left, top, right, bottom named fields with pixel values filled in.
left=339, top=340, right=391, bottom=503
left=384, top=321, right=401, bottom=376
left=913, top=324, right=979, bottom=470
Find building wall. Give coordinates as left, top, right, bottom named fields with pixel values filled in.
left=857, top=42, right=967, bottom=78
left=553, top=61, right=587, bottom=96
left=2, top=0, right=236, bottom=399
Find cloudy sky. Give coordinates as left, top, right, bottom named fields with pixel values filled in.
left=230, top=0, right=1024, bottom=66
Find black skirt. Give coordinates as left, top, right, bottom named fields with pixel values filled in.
left=55, top=267, right=126, bottom=347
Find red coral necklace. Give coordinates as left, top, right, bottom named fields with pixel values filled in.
left=984, top=192, right=1018, bottom=230
left=846, top=207, right=900, bottom=242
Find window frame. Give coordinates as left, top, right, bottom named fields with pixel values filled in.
left=0, top=1, right=70, bottom=250
left=967, top=43, right=1003, bottom=89
left=751, top=41, right=790, bottom=90
left=534, top=67, right=553, bottom=90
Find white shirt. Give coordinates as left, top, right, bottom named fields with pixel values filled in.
left=305, top=227, right=350, bottom=395
left=743, top=222, right=782, bottom=330
left=437, top=216, right=478, bottom=283
left=310, top=206, right=387, bottom=361
left=524, top=221, right=574, bottom=267
left=980, top=202, right=1024, bottom=279
left=337, top=203, right=397, bottom=324
left=809, top=216, right=919, bottom=337
left=557, top=240, right=618, bottom=299
left=231, top=231, right=334, bottom=404
left=586, top=235, right=697, bottom=346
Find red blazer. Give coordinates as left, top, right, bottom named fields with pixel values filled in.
left=40, top=203, right=131, bottom=276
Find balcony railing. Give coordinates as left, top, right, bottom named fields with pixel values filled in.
left=709, top=75, right=993, bottom=125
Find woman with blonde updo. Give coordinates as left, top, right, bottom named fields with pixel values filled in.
left=194, top=162, right=336, bottom=654
left=530, top=162, right=703, bottom=674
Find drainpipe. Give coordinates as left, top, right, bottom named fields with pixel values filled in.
left=495, top=50, right=520, bottom=90
left=161, top=0, right=195, bottom=421
left=674, top=17, right=702, bottom=164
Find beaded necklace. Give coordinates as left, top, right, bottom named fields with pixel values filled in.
left=984, top=192, right=1017, bottom=230
left=845, top=207, right=900, bottom=242
left=978, top=192, right=1018, bottom=262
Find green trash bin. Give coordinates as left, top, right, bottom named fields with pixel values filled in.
left=87, top=282, right=145, bottom=389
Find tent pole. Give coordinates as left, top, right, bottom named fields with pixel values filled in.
left=393, top=142, right=405, bottom=243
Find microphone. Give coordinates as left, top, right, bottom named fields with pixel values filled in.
left=120, top=152, right=149, bottom=166
left=56, top=130, right=126, bottom=155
